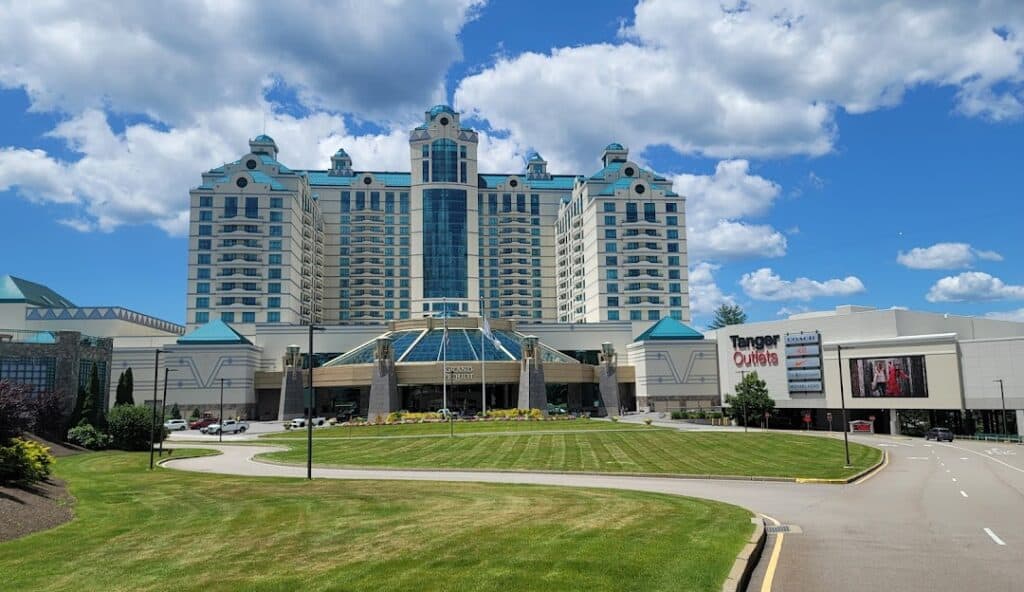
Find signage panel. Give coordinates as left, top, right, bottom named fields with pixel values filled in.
left=785, top=333, right=820, bottom=346
left=785, top=345, right=820, bottom=357
left=787, top=369, right=822, bottom=380
left=785, top=331, right=823, bottom=395
left=786, top=356, right=821, bottom=369
left=789, top=381, right=823, bottom=392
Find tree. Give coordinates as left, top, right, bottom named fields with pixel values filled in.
left=0, top=380, right=32, bottom=442
left=724, top=372, right=775, bottom=427
left=28, top=389, right=67, bottom=440
left=77, top=363, right=106, bottom=430
left=708, top=304, right=747, bottom=329
left=190, top=407, right=201, bottom=420
left=115, top=368, right=135, bottom=406
left=170, top=403, right=181, bottom=420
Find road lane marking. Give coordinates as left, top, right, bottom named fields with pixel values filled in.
left=945, top=469, right=950, bottom=473
left=761, top=514, right=784, bottom=592
left=937, top=443, right=1024, bottom=475
left=952, top=478, right=958, bottom=482
left=984, top=528, right=1007, bottom=546
left=960, top=490, right=969, bottom=498
left=907, top=456, right=930, bottom=460
left=960, top=457, right=969, bottom=460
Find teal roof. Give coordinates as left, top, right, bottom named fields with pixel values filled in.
left=0, top=275, right=75, bottom=307
left=528, top=152, right=544, bottom=162
left=326, top=328, right=579, bottom=366
left=634, top=317, right=704, bottom=342
left=254, top=134, right=276, bottom=143
left=177, top=320, right=252, bottom=345
left=605, top=142, right=624, bottom=150
left=334, top=148, right=349, bottom=156
left=590, top=161, right=623, bottom=180
left=249, top=171, right=287, bottom=190
left=597, top=177, right=635, bottom=195
left=478, top=174, right=577, bottom=190
left=259, top=155, right=292, bottom=173
left=23, top=331, right=56, bottom=344
left=428, top=104, right=456, bottom=118
left=303, top=171, right=411, bottom=187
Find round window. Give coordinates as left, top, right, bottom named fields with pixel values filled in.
left=363, top=176, right=372, bottom=185
left=509, top=179, right=518, bottom=188
left=246, top=159, right=257, bottom=170
left=236, top=177, right=248, bottom=188
left=439, top=116, right=450, bottom=126
left=634, top=184, right=645, bottom=194
left=624, top=166, right=635, bottom=177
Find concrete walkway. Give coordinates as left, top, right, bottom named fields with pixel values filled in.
left=163, top=434, right=1024, bottom=592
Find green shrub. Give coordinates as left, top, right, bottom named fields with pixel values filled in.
left=67, top=422, right=111, bottom=450
left=610, top=416, right=620, bottom=423
left=0, top=438, right=55, bottom=484
left=107, top=405, right=166, bottom=451
left=670, top=410, right=683, bottom=420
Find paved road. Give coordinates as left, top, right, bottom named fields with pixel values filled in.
left=163, top=434, right=1024, bottom=591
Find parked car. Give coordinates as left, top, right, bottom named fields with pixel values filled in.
left=437, top=408, right=460, bottom=419
left=545, top=404, right=568, bottom=415
left=290, top=416, right=326, bottom=428
left=189, top=417, right=219, bottom=430
left=164, top=419, right=189, bottom=431
left=924, top=427, right=954, bottom=442
left=334, top=404, right=359, bottom=422
left=201, top=419, right=249, bottom=435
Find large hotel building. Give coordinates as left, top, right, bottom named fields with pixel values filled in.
left=186, top=105, right=688, bottom=331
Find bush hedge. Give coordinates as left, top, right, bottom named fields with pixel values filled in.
left=107, top=405, right=166, bottom=451
left=67, top=422, right=112, bottom=450
left=0, top=438, right=54, bottom=484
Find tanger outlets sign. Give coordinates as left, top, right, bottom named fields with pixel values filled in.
left=730, top=334, right=781, bottom=367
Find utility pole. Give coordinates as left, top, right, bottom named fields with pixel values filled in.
left=158, top=367, right=176, bottom=457
left=219, top=378, right=225, bottom=444
left=994, top=379, right=1008, bottom=440
left=837, top=344, right=852, bottom=467
left=149, top=349, right=162, bottom=470
left=738, top=369, right=749, bottom=433
left=307, top=323, right=324, bottom=480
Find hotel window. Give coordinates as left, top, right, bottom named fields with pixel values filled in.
left=245, top=197, right=259, bottom=219
left=195, top=312, right=209, bottom=323
left=630, top=310, right=642, bottom=321
left=199, top=196, right=212, bottom=207
left=196, top=283, right=209, bottom=294
left=199, top=210, right=212, bottom=221
left=606, top=242, right=617, bottom=253
left=269, top=226, right=282, bottom=236
left=197, top=254, right=211, bottom=265
left=668, top=256, right=680, bottom=266
left=270, top=197, right=283, bottom=208
left=606, top=270, right=618, bottom=280
left=268, top=269, right=281, bottom=279
left=268, top=283, right=281, bottom=294
left=197, top=268, right=210, bottom=279
left=670, top=296, right=682, bottom=307
left=400, top=192, right=409, bottom=214
left=371, top=191, right=380, bottom=211
left=607, top=310, right=620, bottom=321
left=669, top=269, right=680, bottom=279
left=667, top=229, right=679, bottom=239
left=385, top=192, right=395, bottom=213
left=605, top=256, right=617, bottom=266
left=459, top=145, right=467, bottom=158
left=604, top=215, right=616, bottom=226
left=502, top=194, right=512, bottom=212
left=531, top=194, right=539, bottom=215
left=221, top=312, right=235, bottom=323
left=668, top=243, right=679, bottom=253
left=270, top=211, right=282, bottom=222
left=607, top=283, right=618, bottom=293
left=224, top=196, right=237, bottom=218
left=198, top=225, right=211, bottom=236
left=269, top=240, right=281, bottom=251
left=666, top=215, right=678, bottom=226
left=648, top=310, right=660, bottom=320
left=242, top=312, right=256, bottom=323
left=340, top=191, right=350, bottom=212
left=644, top=203, right=656, bottom=222
left=604, top=229, right=616, bottom=239
left=268, top=297, right=280, bottom=308
left=267, top=312, right=281, bottom=322
left=355, top=191, right=365, bottom=210
left=670, top=283, right=681, bottom=293
left=460, top=161, right=467, bottom=183
left=195, top=297, right=209, bottom=309
left=608, top=297, right=619, bottom=307
left=198, top=239, right=211, bottom=250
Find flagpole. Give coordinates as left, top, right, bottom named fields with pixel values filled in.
left=481, top=297, right=487, bottom=417
left=442, top=297, right=448, bottom=413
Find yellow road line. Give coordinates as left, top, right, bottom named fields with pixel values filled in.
left=855, top=450, right=889, bottom=485
left=761, top=513, right=784, bottom=592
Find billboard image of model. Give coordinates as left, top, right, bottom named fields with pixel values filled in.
left=850, top=356, right=928, bottom=398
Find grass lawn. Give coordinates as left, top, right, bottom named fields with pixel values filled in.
left=0, top=451, right=753, bottom=592
left=262, top=430, right=881, bottom=480
left=266, top=417, right=643, bottom=439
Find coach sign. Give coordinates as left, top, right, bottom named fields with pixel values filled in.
left=730, top=334, right=781, bottom=367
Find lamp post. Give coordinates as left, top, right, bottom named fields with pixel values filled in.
left=157, top=367, right=177, bottom=457
left=219, top=378, right=225, bottom=443
left=994, top=379, right=1008, bottom=440
left=837, top=344, right=852, bottom=468
left=149, top=349, right=162, bottom=470
left=738, top=370, right=749, bottom=433
left=307, top=323, right=325, bottom=480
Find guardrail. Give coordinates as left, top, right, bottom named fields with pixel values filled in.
left=958, top=433, right=1023, bottom=444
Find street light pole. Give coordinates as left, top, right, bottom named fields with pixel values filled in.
left=837, top=344, right=852, bottom=467
left=149, top=349, right=162, bottom=470
left=219, top=378, right=225, bottom=443
left=738, top=370, right=748, bottom=433
left=994, top=379, right=1008, bottom=440
left=158, top=367, right=177, bottom=457
left=307, top=323, right=324, bottom=480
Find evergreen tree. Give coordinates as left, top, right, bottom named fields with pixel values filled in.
left=724, top=371, right=775, bottom=427
left=115, top=371, right=127, bottom=406
left=708, top=304, right=748, bottom=329
left=191, top=407, right=201, bottom=420
left=123, top=368, right=134, bottom=405
left=79, top=363, right=106, bottom=429
left=170, top=403, right=181, bottom=420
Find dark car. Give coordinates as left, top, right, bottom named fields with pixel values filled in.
left=335, top=404, right=359, bottom=422
left=924, top=427, right=954, bottom=442
left=189, top=417, right=219, bottom=430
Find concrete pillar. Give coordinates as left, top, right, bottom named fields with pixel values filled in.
left=567, top=384, right=583, bottom=413
left=517, top=336, right=547, bottom=411
left=889, top=410, right=900, bottom=436
left=597, top=342, right=620, bottom=417
left=367, top=337, right=400, bottom=422
left=279, top=345, right=306, bottom=420
left=1016, top=410, right=1024, bottom=436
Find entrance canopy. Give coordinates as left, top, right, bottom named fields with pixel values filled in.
left=323, top=319, right=580, bottom=366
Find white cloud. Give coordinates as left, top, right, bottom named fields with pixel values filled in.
left=740, top=267, right=866, bottom=301
left=926, top=271, right=1024, bottom=302
left=984, top=308, right=1024, bottom=322
left=0, top=148, right=76, bottom=204
left=897, top=242, right=1003, bottom=269
left=776, top=306, right=810, bottom=317
left=0, top=0, right=481, bottom=124
left=455, top=0, right=1024, bottom=170
left=674, top=160, right=787, bottom=261
left=688, top=262, right=735, bottom=315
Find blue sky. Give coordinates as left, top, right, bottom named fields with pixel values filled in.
left=2, top=1, right=1024, bottom=327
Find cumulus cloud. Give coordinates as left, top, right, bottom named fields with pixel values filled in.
left=740, top=267, right=866, bottom=301
left=926, top=271, right=1024, bottom=302
left=456, top=0, right=1024, bottom=170
left=688, top=262, right=735, bottom=315
left=0, top=0, right=481, bottom=124
left=984, top=308, right=1024, bottom=322
left=897, top=242, right=1003, bottom=269
left=674, top=160, right=787, bottom=261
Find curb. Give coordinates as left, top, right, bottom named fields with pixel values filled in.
left=722, top=518, right=766, bottom=592
left=794, top=449, right=888, bottom=484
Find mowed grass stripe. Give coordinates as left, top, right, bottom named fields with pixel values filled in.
left=269, top=430, right=881, bottom=479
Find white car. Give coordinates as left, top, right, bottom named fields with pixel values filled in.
left=290, top=416, right=326, bottom=428
left=201, top=419, right=249, bottom=434
left=164, top=419, right=189, bottom=431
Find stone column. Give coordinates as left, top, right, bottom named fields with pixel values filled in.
left=567, top=383, right=582, bottom=413
left=517, top=335, right=547, bottom=411
left=597, top=341, right=621, bottom=418
left=367, top=337, right=400, bottom=422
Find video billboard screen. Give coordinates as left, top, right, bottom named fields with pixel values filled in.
left=849, top=356, right=928, bottom=398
